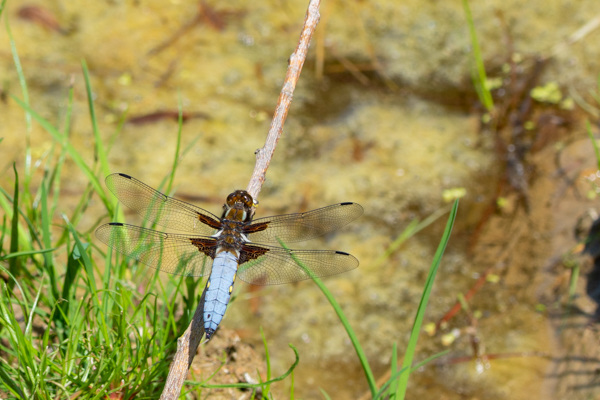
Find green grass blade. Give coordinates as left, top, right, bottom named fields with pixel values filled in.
left=40, top=179, right=59, bottom=303
left=260, top=326, right=272, bottom=397
left=1, top=248, right=55, bottom=260
left=0, top=188, right=28, bottom=254
left=0, top=214, right=6, bottom=255
left=586, top=120, right=600, bottom=170
left=463, top=0, right=494, bottom=111
left=8, top=164, right=21, bottom=285
left=319, top=388, right=332, bottom=400
left=375, top=369, right=408, bottom=400
left=60, top=240, right=84, bottom=312
left=6, top=12, right=31, bottom=160
left=0, top=185, right=37, bottom=255
left=6, top=13, right=30, bottom=131
left=374, top=350, right=449, bottom=400
left=373, top=205, right=451, bottom=269
left=82, top=60, right=111, bottom=180
left=49, top=84, right=74, bottom=218
left=388, top=342, right=398, bottom=399
left=278, top=239, right=377, bottom=397
left=6, top=12, right=35, bottom=210
left=165, top=101, right=185, bottom=194
left=24, top=275, right=45, bottom=337
left=317, top=276, right=377, bottom=396
left=395, top=200, right=459, bottom=399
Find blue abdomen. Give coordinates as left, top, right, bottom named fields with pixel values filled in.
left=203, top=251, right=238, bottom=339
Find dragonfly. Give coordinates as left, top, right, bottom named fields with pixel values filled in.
left=96, top=173, right=363, bottom=340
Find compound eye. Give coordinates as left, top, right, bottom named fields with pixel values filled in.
left=243, top=193, right=254, bottom=207
left=226, top=192, right=236, bottom=205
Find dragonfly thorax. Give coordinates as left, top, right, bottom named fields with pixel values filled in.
left=214, top=219, right=248, bottom=256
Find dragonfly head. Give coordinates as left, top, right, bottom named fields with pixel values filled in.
left=223, top=190, right=255, bottom=222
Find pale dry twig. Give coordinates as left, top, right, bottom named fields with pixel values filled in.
left=159, top=1, right=321, bottom=398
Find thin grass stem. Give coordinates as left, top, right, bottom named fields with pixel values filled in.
left=395, top=200, right=459, bottom=399
left=463, top=0, right=494, bottom=112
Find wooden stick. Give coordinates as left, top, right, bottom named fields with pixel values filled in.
left=159, top=290, right=206, bottom=400
left=246, top=0, right=321, bottom=200
left=159, top=2, right=321, bottom=398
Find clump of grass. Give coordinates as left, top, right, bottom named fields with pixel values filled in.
left=1, top=57, right=180, bottom=397
left=0, top=53, right=292, bottom=398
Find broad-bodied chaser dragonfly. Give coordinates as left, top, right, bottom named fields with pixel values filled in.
left=96, top=173, right=363, bottom=339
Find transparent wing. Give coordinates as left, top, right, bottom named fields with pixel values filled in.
left=106, top=173, right=221, bottom=234
left=247, top=202, right=363, bottom=244
left=95, top=223, right=215, bottom=277
left=237, top=243, right=359, bottom=285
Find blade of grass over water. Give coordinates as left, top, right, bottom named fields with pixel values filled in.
left=320, top=388, right=332, bottom=400
left=278, top=239, right=377, bottom=397
left=45, top=84, right=74, bottom=222
left=463, top=0, right=494, bottom=112
left=6, top=12, right=32, bottom=193
left=82, top=60, right=111, bottom=180
left=373, top=349, right=450, bottom=400
left=158, top=101, right=202, bottom=198
left=373, top=205, right=452, bottom=269
left=165, top=99, right=185, bottom=194
left=395, top=200, right=459, bottom=399
left=586, top=120, right=600, bottom=170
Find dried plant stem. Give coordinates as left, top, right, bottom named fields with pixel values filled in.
left=159, top=291, right=206, bottom=400
left=159, top=1, right=321, bottom=398
left=246, top=0, right=321, bottom=200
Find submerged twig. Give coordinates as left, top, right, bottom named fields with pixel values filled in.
left=126, top=110, right=209, bottom=125
left=159, top=1, right=321, bottom=399
left=148, top=1, right=245, bottom=56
